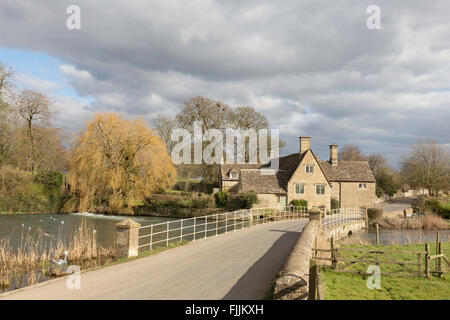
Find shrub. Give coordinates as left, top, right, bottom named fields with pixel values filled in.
left=33, top=171, right=63, bottom=191
left=237, top=191, right=259, bottom=209
left=225, top=191, right=259, bottom=210
left=413, top=197, right=450, bottom=219
left=330, top=198, right=339, bottom=210
left=290, top=199, right=307, bottom=207
left=214, top=190, right=229, bottom=208
left=375, top=186, right=384, bottom=198
left=367, top=208, right=383, bottom=222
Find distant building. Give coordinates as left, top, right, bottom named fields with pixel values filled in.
left=219, top=136, right=376, bottom=210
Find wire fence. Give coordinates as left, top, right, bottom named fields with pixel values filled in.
left=137, top=206, right=309, bottom=252
left=321, top=207, right=367, bottom=229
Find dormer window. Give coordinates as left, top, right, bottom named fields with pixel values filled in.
left=230, top=172, right=238, bottom=179
left=306, top=165, right=314, bottom=174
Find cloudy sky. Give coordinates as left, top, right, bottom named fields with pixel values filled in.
left=0, top=0, right=449, bottom=167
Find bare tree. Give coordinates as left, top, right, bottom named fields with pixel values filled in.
left=0, top=63, right=17, bottom=165
left=367, top=153, right=389, bottom=177
left=152, top=113, right=179, bottom=154
left=401, top=139, right=450, bottom=196
left=339, top=144, right=366, bottom=161
left=0, top=62, right=14, bottom=96
left=16, top=90, right=52, bottom=172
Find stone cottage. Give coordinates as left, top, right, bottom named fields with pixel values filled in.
left=219, top=137, right=376, bottom=210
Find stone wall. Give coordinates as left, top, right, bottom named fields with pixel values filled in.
left=287, top=150, right=331, bottom=210
left=273, top=219, right=320, bottom=300
left=340, top=182, right=375, bottom=208
left=273, top=217, right=366, bottom=300
left=253, top=193, right=280, bottom=208
left=322, top=221, right=366, bottom=241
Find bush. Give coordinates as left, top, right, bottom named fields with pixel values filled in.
left=330, top=198, right=339, bottom=210
left=290, top=199, right=308, bottom=207
left=33, top=171, right=63, bottom=191
left=237, top=191, right=259, bottom=209
left=412, top=198, right=450, bottom=219
left=214, top=190, right=229, bottom=208
left=375, top=186, right=384, bottom=198
left=225, top=191, right=259, bottom=211
left=367, top=208, right=383, bottom=222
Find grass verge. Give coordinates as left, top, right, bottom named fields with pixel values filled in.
left=321, top=242, right=450, bottom=300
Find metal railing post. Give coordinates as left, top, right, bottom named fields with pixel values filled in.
left=150, top=225, right=153, bottom=250
left=205, top=216, right=207, bottom=239
left=193, top=217, right=196, bottom=241
left=180, top=219, right=183, bottom=243
left=225, top=213, right=228, bottom=233
left=166, top=221, right=169, bottom=247
left=216, top=214, right=218, bottom=236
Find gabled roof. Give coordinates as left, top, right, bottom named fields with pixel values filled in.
left=220, top=149, right=376, bottom=191
left=220, top=163, right=264, bottom=181
left=319, top=160, right=376, bottom=182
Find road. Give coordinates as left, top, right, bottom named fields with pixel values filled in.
left=0, top=219, right=307, bottom=300
left=375, top=197, right=416, bottom=212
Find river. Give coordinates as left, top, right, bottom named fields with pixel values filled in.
left=0, top=213, right=170, bottom=251
left=339, top=228, right=450, bottom=245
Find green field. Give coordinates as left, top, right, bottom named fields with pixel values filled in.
left=322, top=242, right=450, bottom=300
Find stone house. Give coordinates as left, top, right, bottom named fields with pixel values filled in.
left=219, top=137, right=376, bottom=210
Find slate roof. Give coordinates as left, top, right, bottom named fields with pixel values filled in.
left=240, top=169, right=292, bottom=194
left=319, top=160, right=376, bottom=182
left=220, top=163, right=264, bottom=181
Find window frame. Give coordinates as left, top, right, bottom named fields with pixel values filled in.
left=305, top=165, right=314, bottom=174
left=316, top=184, right=325, bottom=195
left=358, top=183, right=367, bottom=190
left=295, top=184, right=305, bottom=194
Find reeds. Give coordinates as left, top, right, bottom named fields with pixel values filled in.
left=0, top=218, right=115, bottom=291
left=376, top=214, right=448, bottom=230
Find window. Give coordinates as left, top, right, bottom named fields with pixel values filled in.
left=316, top=184, right=325, bottom=195
left=230, top=173, right=238, bottom=179
left=295, top=184, right=304, bottom=194
left=306, top=165, right=314, bottom=174
left=359, top=183, right=367, bottom=190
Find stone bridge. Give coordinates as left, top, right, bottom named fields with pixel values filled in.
left=0, top=207, right=366, bottom=300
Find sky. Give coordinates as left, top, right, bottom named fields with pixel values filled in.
left=0, top=0, right=449, bottom=168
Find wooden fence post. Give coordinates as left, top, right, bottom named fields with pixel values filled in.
left=317, top=272, right=324, bottom=300
left=417, top=252, right=422, bottom=277
left=331, top=237, right=337, bottom=269
left=435, top=232, right=439, bottom=272
left=308, top=260, right=318, bottom=300
left=375, top=223, right=379, bottom=246
left=425, top=243, right=430, bottom=280
left=438, top=242, right=443, bottom=279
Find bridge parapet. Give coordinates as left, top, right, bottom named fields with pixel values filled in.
left=273, top=207, right=368, bottom=300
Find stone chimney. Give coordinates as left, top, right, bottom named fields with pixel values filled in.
left=299, top=136, right=311, bottom=155
left=330, top=144, right=338, bottom=166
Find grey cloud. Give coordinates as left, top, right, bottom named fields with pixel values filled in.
left=0, top=0, right=449, bottom=167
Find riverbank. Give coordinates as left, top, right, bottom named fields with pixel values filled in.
left=0, top=219, right=115, bottom=292
left=322, top=242, right=450, bottom=300
left=370, top=214, right=450, bottom=230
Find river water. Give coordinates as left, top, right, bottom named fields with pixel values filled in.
left=339, top=228, right=450, bottom=246
left=0, top=213, right=170, bottom=251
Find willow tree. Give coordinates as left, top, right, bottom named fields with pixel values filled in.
left=67, top=113, right=176, bottom=213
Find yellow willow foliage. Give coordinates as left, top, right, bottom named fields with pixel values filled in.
left=66, top=112, right=176, bottom=213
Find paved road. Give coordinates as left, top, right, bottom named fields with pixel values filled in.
left=375, top=197, right=416, bottom=212
left=0, top=219, right=307, bottom=300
